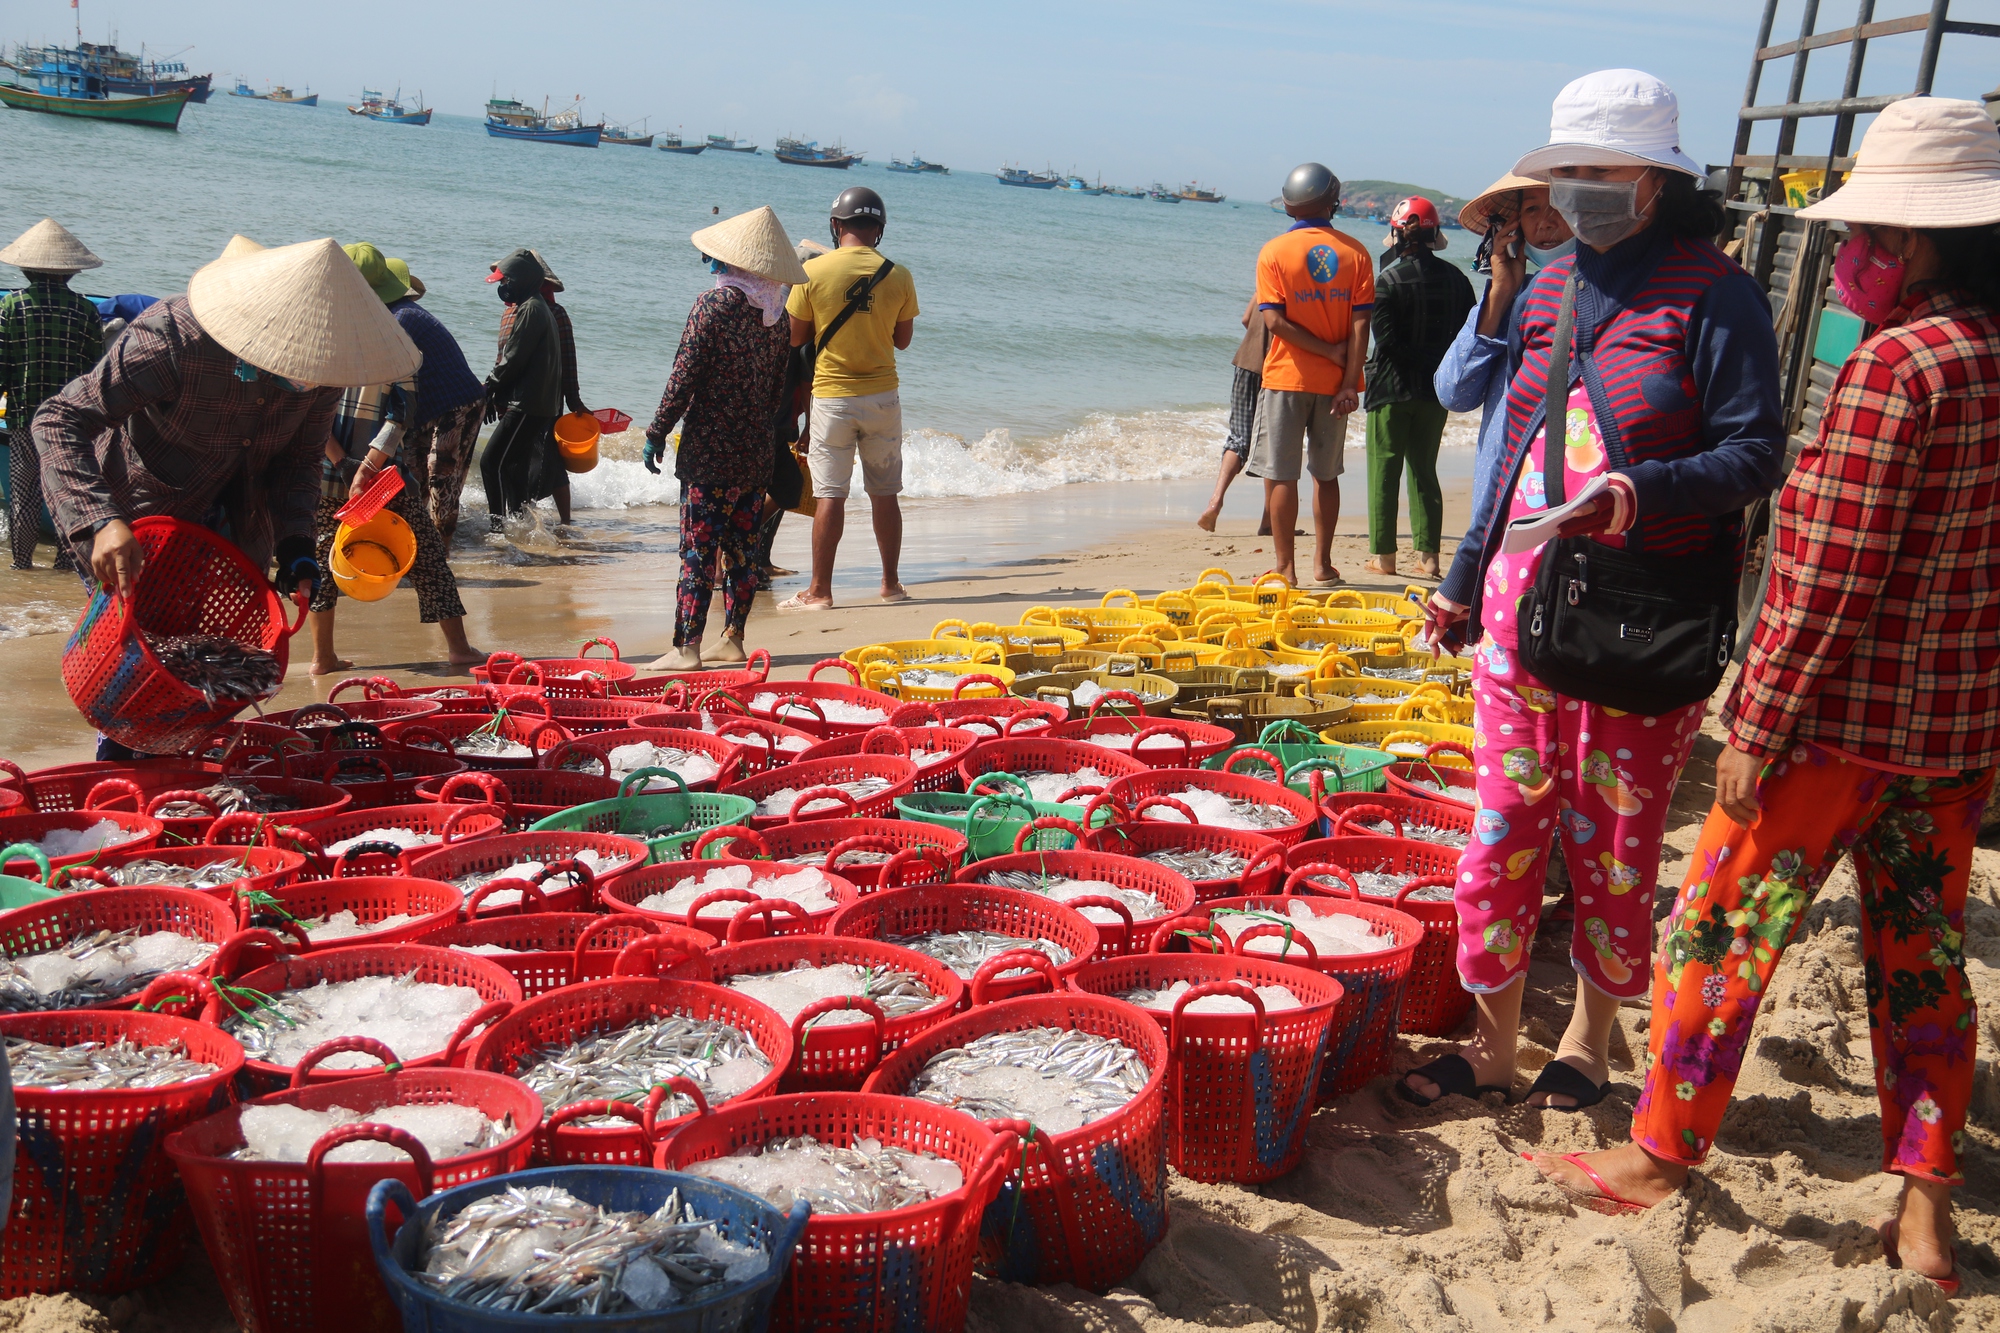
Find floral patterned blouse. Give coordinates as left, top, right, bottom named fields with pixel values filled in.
left=647, top=286, right=790, bottom=492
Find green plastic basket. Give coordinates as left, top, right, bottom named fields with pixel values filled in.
left=526, top=768, right=757, bottom=862
left=0, top=842, right=60, bottom=909
left=894, top=772, right=1121, bottom=861
left=1202, top=720, right=1395, bottom=796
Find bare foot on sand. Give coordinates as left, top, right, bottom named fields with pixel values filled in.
left=310, top=657, right=353, bottom=677
left=1530, top=1143, right=1685, bottom=1211
left=1313, top=566, right=1341, bottom=586
left=880, top=586, right=911, bottom=604
left=447, top=647, right=486, bottom=667
left=778, top=593, right=834, bottom=611
left=1196, top=507, right=1220, bottom=533
left=1363, top=555, right=1397, bottom=577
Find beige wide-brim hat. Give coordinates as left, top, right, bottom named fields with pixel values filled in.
left=692, top=206, right=810, bottom=285
left=0, top=218, right=103, bottom=274
left=188, top=237, right=421, bottom=386
left=1458, top=174, right=1550, bottom=236
left=218, top=234, right=266, bottom=262
left=1799, top=96, right=2000, bottom=227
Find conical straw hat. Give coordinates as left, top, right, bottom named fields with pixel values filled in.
left=692, top=207, right=810, bottom=285
left=188, top=237, right=420, bottom=386
left=0, top=218, right=102, bottom=274
left=218, top=234, right=266, bottom=262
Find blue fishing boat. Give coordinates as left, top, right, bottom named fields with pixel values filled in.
left=485, top=95, right=601, bottom=147
left=889, top=154, right=948, bottom=174
left=996, top=165, right=1061, bottom=189
left=0, top=48, right=190, bottom=127
left=228, top=78, right=256, bottom=98
left=350, top=87, right=430, bottom=124
left=1063, top=174, right=1107, bottom=195
left=657, top=130, right=705, bottom=154
left=1147, top=183, right=1182, bottom=203
left=8, top=40, right=211, bottom=101
left=775, top=137, right=860, bottom=168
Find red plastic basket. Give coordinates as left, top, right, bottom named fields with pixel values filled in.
left=0, top=808, right=163, bottom=877
left=196, top=943, right=523, bottom=1092
left=1047, top=715, right=1236, bottom=769
left=141, top=776, right=352, bottom=844
left=0, top=1008, right=245, bottom=1297
left=744, top=661, right=901, bottom=738
left=239, top=875, right=464, bottom=950
left=703, top=715, right=821, bottom=773
left=690, top=936, right=967, bottom=1091
left=1383, top=741, right=1477, bottom=808
left=827, top=885, right=1101, bottom=1002
left=956, top=848, right=1195, bottom=957
left=608, top=653, right=773, bottom=699
left=404, top=829, right=650, bottom=914
left=507, top=693, right=663, bottom=736
left=61, top=517, right=305, bottom=755
left=463, top=977, right=793, bottom=1165
left=238, top=746, right=468, bottom=810
left=719, top=754, right=918, bottom=830
left=1069, top=944, right=1341, bottom=1182
left=166, top=1037, right=542, bottom=1333
left=955, top=736, right=1148, bottom=803
left=655, top=1092, right=1017, bottom=1333
left=415, top=913, right=698, bottom=998
left=1286, top=835, right=1467, bottom=1037
left=4, top=761, right=218, bottom=815
left=601, top=856, right=861, bottom=943
left=1103, top=764, right=1320, bottom=847
left=1318, top=791, right=1474, bottom=847
left=261, top=697, right=447, bottom=731
left=53, top=841, right=308, bottom=899
left=796, top=724, right=983, bottom=794
left=288, top=801, right=503, bottom=874
left=887, top=696, right=1066, bottom=735
left=472, top=638, right=638, bottom=692
left=1199, top=870, right=1423, bottom=1095
left=411, top=768, right=622, bottom=829
left=0, top=886, right=241, bottom=1006
left=328, top=675, right=501, bottom=712
left=542, top=725, right=750, bottom=794
left=861, top=992, right=1169, bottom=1292
left=379, top=711, right=574, bottom=771
left=1079, top=819, right=1286, bottom=902
left=688, top=820, right=970, bottom=890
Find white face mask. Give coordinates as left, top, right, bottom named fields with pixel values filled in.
left=1548, top=177, right=1651, bottom=249
left=1527, top=238, right=1577, bottom=267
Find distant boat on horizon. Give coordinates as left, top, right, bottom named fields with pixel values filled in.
left=657, top=130, right=705, bottom=154
left=485, top=94, right=601, bottom=147
left=706, top=133, right=757, bottom=153
left=1173, top=181, right=1225, bottom=203
left=349, top=87, right=430, bottom=124
left=263, top=84, right=316, bottom=105
left=996, top=164, right=1061, bottom=189
left=1147, top=183, right=1182, bottom=203
left=1063, top=173, right=1106, bottom=195
left=775, top=137, right=860, bottom=168
left=602, top=116, right=653, bottom=146
left=888, top=154, right=948, bottom=174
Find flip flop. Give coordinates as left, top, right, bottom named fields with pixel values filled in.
left=1523, top=1152, right=1652, bottom=1216
left=1395, top=1053, right=1511, bottom=1108
left=1880, top=1217, right=1961, bottom=1296
left=880, top=589, right=912, bottom=604
left=777, top=594, right=833, bottom=611
left=1525, top=1058, right=1611, bottom=1110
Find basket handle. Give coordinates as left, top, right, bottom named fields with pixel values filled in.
left=1085, top=690, right=1146, bottom=724
left=858, top=726, right=911, bottom=757
left=887, top=702, right=943, bottom=727
left=480, top=651, right=525, bottom=682
left=772, top=694, right=828, bottom=735
left=1134, top=795, right=1198, bottom=825
left=83, top=777, right=146, bottom=813
left=954, top=714, right=1005, bottom=740
left=527, top=722, right=575, bottom=759
left=967, top=770, right=1034, bottom=803
left=570, top=915, right=656, bottom=958
left=1012, top=816, right=1082, bottom=853
left=1238, top=843, right=1287, bottom=894
left=1078, top=792, right=1130, bottom=832
left=822, top=834, right=898, bottom=869
left=0, top=759, right=29, bottom=807
left=366, top=1179, right=421, bottom=1275
left=1129, top=725, right=1192, bottom=767
left=1052, top=782, right=1105, bottom=806
left=329, top=675, right=387, bottom=704
left=787, top=786, right=859, bottom=823
left=1255, top=718, right=1318, bottom=748
left=1285, top=862, right=1360, bottom=900
left=963, top=792, right=1035, bottom=831
left=540, top=739, right=610, bottom=778
left=710, top=722, right=776, bottom=771
left=223, top=902, right=315, bottom=953
left=0, top=843, right=51, bottom=883
left=291, top=1035, right=403, bottom=1087
left=691, top=824, right=767, bottom=861
left=577, top=636, right=621, bottom=662
left=931, top=617, right=973, bottom=640
left=964, top=1125, right=1023, bottom=1216
left=1394, top=874, right=1456, bottom=910
left=546, top=1097, right=660, bottom=1145
left=204, top=811, right=276, bottom=851
left=1425, top=740, right=1474, bottom=766
left=645, top=1076, right=712, bottom=1131
left=131, top=970, right=211, bottom=1016
left=879, top=845, right=953, bottom=890
left=440, top=998, right=513, bottom=1066
left=436, top=772, right=511, bottom=807
left=267, top=824, right=326, bottom=866
left=969, top=949, right=1059, bottom=1006
left=1222, top=747, right=1286, bottom=784
left=687, top=886, right=760, bottom=923
left=1330, top=803, right=1405, bottom=840
left=320, top=720, right=386, bottom=753
left=1232, top=921, right=1320, bottom=964
left=1101, top=588, right=1139, bottom=608
left=745, top=647, right=772, bottom=681
left=950, top=673, right=1007, bottom=700
left=722, top=896, right=813, bottom=943
left=698, top=687, right=752, bottom=717
left=144, top=788, right=219, bottom=819
left=333, top=841, right=407, bottom=878
left=1064, top=894, right=1135, bottom=948
left=330, top=753, right=396, bottom=784
left=619, top=767, right=690, bottom=801
left=465, top=877, right=548, bottom=917
left=610, top=930, right=709, bottom=978
left=209, top=926, right=301, bottom=983
left=791, top=995, right=886, bottom=1074
left=808, top=657, right=862, bottom=686
left=53, top=864, right=117, bottom=889
left=309, top=1123, right=434, bottom=1197
left=1002, top=709, right=1053, bottom=737
left=1170, top=981, right=1266, bottom=1055
left=1147, top=916, right=1228, bottom=955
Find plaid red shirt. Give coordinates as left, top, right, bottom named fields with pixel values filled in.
left=1725, top=288, right=2000, bottom=768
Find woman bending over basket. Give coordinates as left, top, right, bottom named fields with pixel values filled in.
left=1402, top=70, right=1784, bottom=1111
left=1534, top=98, right=2000, bottom=1296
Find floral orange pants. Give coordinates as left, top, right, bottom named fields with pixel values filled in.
left=1631, top=743, right=1992, bottom=1184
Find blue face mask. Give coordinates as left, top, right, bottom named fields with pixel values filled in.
left=1527, top=238, right=1577, bottom=267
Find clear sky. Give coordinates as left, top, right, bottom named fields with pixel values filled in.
left=20, top=0, right=2000, bottom=199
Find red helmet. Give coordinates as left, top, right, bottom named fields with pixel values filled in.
left=1390, top=196, right=1441, bottom=231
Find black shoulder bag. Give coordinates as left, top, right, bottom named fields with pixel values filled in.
left=1518, top=272, right=1739, bottom=715
left=814, top=258, right=896, bottom=357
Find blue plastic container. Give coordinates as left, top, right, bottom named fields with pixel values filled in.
left=367, top=1166, right=809, bottom=1332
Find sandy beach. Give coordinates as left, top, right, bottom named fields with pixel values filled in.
left=2, top=479, right=1996, bottom=1333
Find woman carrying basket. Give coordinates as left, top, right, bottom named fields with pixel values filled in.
left=1537, top=97, right=2000, bottom=1296
left=1402, top=70, right=1784, bottom=1111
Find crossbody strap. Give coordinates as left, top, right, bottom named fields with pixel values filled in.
left=814, top=259, right=896, bottom=357
left=1541, top=271, right=1579, bottom=510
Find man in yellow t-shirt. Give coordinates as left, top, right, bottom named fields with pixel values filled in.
left=1246, top=163, right=1373, bottom=586
left=778, top=186, right=920, bottom=609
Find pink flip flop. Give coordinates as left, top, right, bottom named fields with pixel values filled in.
left=1880, top=1217, right=1961, bottom=1296
left=1524, top=1152, right=1652, bottom=1216
left=777, top=593, right=833, bottom=611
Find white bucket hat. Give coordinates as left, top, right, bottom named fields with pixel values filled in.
left=1799, top=97, right=2000, bottom=227
left=1513, top=69, right=1705, bottom=181
left=187, top=237, right=422, bottom=386
left=691, top=206, right=811, bottom=285
left=0, top=219, right=103, bottom=274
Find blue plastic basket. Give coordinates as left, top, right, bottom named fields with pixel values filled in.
left=367, top=1167, right=808, bottom=1333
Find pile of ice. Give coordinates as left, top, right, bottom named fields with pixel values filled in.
left=1138, top=786, right=1294, bottom=831
left=25, top=820, right=145, bottom=858
left=1215, top=902, right=1398, bottom=957
left=1116, top=978, right=1301, bottom=1014
left=235, top=1100, right=506, bottom=1163
left=1, top=930, right=215, bottom=1002
left=607, top=743, right=719, bottom=789
left=326, top=826, right=438, bottom=856
left=1069, top=680, right=1165, bottom=709
left=749, top=693, right=888, bottom=726
left=985, top=872, right=1166, bottom=925
left=636, top=864, right=841, bottom=919
left=724, top=961, right=939, bottom=1024
left=453, top=850, right=623, bottom=906
left=753, top=777, right=893, bottom=818
left=1013, top=767, right=1117, bottom=803
left=227, top=972, right=486, bottom=1068
left=450, top=942, right=521, bottom=956
left=303, top=910, right=423, bottom=942
left=683, top=1135, right=963, bottom=1215
left=697, top=715, right=812, bottom=752
left=1085, top=732, right=1189, bottom=754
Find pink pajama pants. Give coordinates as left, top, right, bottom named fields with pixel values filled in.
left=1451, top=638, right=1706, bottom=999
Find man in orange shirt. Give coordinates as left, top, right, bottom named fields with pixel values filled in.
left=1245, top=163, right=1374, bottom=585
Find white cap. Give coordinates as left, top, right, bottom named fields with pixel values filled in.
left=1513, top=69, right=1705, bottom=181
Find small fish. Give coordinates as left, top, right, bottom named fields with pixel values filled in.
left=513, top=1013, right=772, bottom=1121
left=6, top=1035, right=219, bottom=1090
left=883, top=930, right=1070, bottom=979
left=682, top=1133, right=962, bottom=1215
left=1353, top=818, right=1468, bottom=849
left=777, top=848, right=891, bottom=867
left=978, top=870, right=1167, bottom=923
left=904, top=1026, right=1148, bottom=1131
left=110, top=853, right=260, bottom=889
left=0, top=927, right=218, bottom=1013
left=144, top=632, right=284, bottom=707
left=151, top=780, right=301, bottom=821
left=754, top=776, right=894, bottom=818
left=1139, top=846, right=1248, bottom=881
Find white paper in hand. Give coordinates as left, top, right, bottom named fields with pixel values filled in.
left=1501, top=473, right=1613, bottom=555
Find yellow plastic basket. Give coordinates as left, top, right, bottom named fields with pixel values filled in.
left=934, top=619, right=1090, bottom=653
left=1319, top=719, right=1475, bottom=762
left=1303, top=676, right=1455, bottom=722
left=1037, top=605, right=1175, bottom=646
left=1024, top=670, right=1180, bottom=717
left=843, top=638, right=1006, bottom=669
left=859, top=658, right=1015, bottom=702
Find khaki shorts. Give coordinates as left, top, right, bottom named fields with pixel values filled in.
left=808, top=390, right=903, bottom=498
left=1245, top=388, right=1348, bottom=482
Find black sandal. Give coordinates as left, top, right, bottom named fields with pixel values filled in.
left=1524, top=1059, right=1611, bottom=1110
left=1396, top=1053, right=1512, bottom=1108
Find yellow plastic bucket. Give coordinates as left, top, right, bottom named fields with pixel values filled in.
left=329, top=509, right=416, bottom=602
left=554, top=411, right=600, bottom=474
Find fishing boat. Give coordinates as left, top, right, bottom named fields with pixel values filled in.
left=347, top=87, right=383, bottom=113
left=706, top=133, right=758, bottom=153
left=0, top=48, right=190, bottom=128
left=350, top=87, right=431, bottom=124
left=774, top=138, right=860, bottom=168
left=996, top=165, right=1061, bottom=189
left=1104, top=185, right=1146, bottom=198
left=264, top=85, right=317, bottom=106
left=602, top=117, right=654, bottom=147
left=886, top=157, right=919, bottom=173
left=8, top=40, right=211, bottom=101
left=1063, top=174, right=1107, bottom=195
left=889, top=154, right=948, bottom=174
left=1173, top=182, right=1225, bottom=203
left=657, top=130, right=705, bottom=154
left=1147, top=184, right=1182, bottom=203
left=228, top=79, right=256, bottom=98
left=485, top=95, right=602, bottom=147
